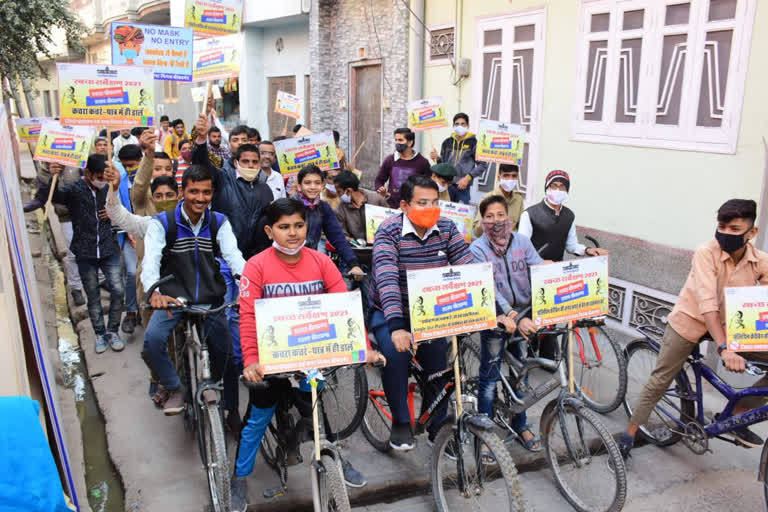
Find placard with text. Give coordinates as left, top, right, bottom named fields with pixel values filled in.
left=15, top=118, right=51, bottom=144
left=111, top=23, right=194, bottom=81
left=33, top=121, right=95, bottom=168
left=475, top=119, right=525, bottom=166
left=274, top=132, right=339, bottom=179
left=364, top=203, right=401, bottom=244
left=407, top=97, right=448, bottom=132
left=275, top=90, right=302, bottom=119
left=192, top=34, right=242, bottom=82
left=439, top=200, right=476, bottom=243
left=725, top=286, right=768, bottom=352
left=185, top=0, right=243, bottom=36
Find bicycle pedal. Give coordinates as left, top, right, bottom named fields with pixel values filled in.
left=264, top=486, right=287, bottom=499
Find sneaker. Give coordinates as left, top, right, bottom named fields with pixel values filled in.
left=71, top=289, right=85, bottom=307
left=618, top=433, right=634, bottom=460
left=341, top=459, right=367, bottom=488
left=163, top=388, right=185, bottom=416
left=728, top=426, right=763, bottom=448
left=121, top=314, right=136, bottom=334
left=230, top=477, right=248, bottom=512
left=107, top=332, right=125, bottom=352
left=389, top=423, right=415, bottom=451
left=94, top=334, right=108, bottom=354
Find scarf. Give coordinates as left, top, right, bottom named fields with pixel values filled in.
left=482, top=219, right=515, bottom=257
left=296, top=191, right=320, bottom=209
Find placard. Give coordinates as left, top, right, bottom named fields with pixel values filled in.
left=725, top=286, right=768, bottom=352
left=33, top=121, right=95, bottom=168
left=476, top=120, right=525, bottom=166
left=57, top=63, right=155, bottom=127
left=275, top=90, right=302, bottom=119
left=439, top=200, right=476, bottom=243
left=407, top=97, right=448, bottom=132
left=531, top=256, right=610, bottom=327
left=255, top=291, right=368, bottom=374
left=191, top=85, right=222, bottom=102
left=192, top=34, right=242, bottom=82
left=274, top=132, right=339, bottom=179
left=364, top=203, right=401, bottom=244
left=15, top=118, right=50, bottom=144
left=407, top=263, right=497, bottom=342
left=185, top=0, right=242, bottom=36
left=111, top=23, right=194, bottom=81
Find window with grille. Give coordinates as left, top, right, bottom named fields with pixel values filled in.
left=428, top=26, right=455, bottom=64
left=571, top=0, right=755, bottom=154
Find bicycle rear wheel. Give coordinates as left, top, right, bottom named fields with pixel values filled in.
left=322, top=365, right=367, bottom=441
left=623, top=339, right=695, bottom=446
left=202, top=403, right=231, bottom=512
left=260, top=416, right=280, bottom=469
left=541, top=399, right=626, bottom=512
left=361, top=367, right=393, bottom=452
left=570, top=326, right=627, bottom=413
left=431, top=420, right=524, bottom=512
left=318, top=454, right=351, bottom=512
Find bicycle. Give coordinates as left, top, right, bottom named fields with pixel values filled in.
left=462, top=323, right=627, bottom=512
left=361, top=336, right=524, bottom=511
left=242, top=363, right=375, bottom=512
left=144, top=275, right=236, bottom=512
left=624, top=324, right=768, bottom=506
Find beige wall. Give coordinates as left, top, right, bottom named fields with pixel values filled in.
left=419, top=0, right=768, bottom=251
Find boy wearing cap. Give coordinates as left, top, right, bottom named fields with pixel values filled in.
left=518, top=170, right=608, bottom=262
left=431, top=163, right=456, bottom=202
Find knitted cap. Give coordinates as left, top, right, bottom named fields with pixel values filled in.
left=545, top=169, right=570, bottom=191
left=431, top=163, right=457, bottom=178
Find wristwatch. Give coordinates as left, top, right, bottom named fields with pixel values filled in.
left=717, top=343, right=728, bottom=356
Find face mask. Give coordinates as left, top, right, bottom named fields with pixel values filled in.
left=715, top=229, right=750, bottom=253
left=237, top=166, right=260, bottom=182
left=180, top=150, right=192, bottom=162
left=272, top=240, right=305, bottom=256
left=395, top=143, right=408, bottom=154
left=91, top=179, right=109, bottom=190
left=154, top=199, right=178, bottom=213
left=407, top=206, right=441, bottom=230
left=340, top=193, right=351, bottom=204
left=499, top=179, right=518, bottom=192
left=122, top=133, right=131, bottom=139
left=325, top=183, right=337, bottom=194
left=122, top=49, right=138, bottom=60
left=546, top=189, right=568, bottom=205
left=453, top=125, right=468, bottom=137
left=435, top=181, right=447, bottom=193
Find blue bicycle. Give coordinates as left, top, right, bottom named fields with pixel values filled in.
left=624, top=324, right=768, bottom=504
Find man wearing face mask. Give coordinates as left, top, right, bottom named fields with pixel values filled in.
left=51, top=155, right=125, bottom=354
left=472, top=164, right=525, bottom=238
left=112, top=128, right=138, bottom=162
left=430, top=113, right=487, bottom=204
left=430, top=163, right=456, bottom=201
left=322, top=167, right=342, bottom=210
left=375, top=128, right=431, bottom=209
left=619, top=199, right=768, bottom=459
left=369, top=175, right=474, bottom=450
left=518, top=170, right=608, bottom=262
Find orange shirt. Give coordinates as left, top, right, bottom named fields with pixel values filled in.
left=669, top=240, right=768, bottom=342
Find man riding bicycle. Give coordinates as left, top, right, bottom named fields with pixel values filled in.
left=141, top=165, right=244, bottom=421
left=620, top=199, right=768, bottom=457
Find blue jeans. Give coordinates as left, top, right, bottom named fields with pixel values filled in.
left=370, top=309, right=449, bottom=434
left=449, top=184, right=471, bottom=204
left=220, top=261, right=241, bottom=366
left=478, top=329, right=527, bottom=432
left=122, top=242, right=137, bottom=313
left=143, top=308, right=238, bottom=411
left=77, top=252, right=124, bottom=336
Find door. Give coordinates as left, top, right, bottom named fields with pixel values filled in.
left=472, top=10, right=546, bottom=204
left=350, top=63, right=382, bottom=189
left=268, top=75, right=296, bottom=139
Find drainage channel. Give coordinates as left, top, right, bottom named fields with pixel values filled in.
left=50, top=251, right=126, bottom=512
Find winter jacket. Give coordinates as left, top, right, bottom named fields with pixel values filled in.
left=436, top=133, right=487, bottom=181
left=304, top=199, right=359, bottom=268
left=52, top=179, right=118, bottom=260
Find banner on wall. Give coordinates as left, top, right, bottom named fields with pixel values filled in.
left=274, top=132, right=339, bottom=179
left=475, top=120, right=525, bottom=166
left=192, top=34, right=242, bottom=82
left=15, top=118, right=51, bottom=144
left=407, top=97, right=448, bottom=132
left=184, top=0, right=243, bottom=36
left=111, top=22, right=194, bottom=81
left=33, top=121, right=95, bottom=168
left=57, top=63, right=155, bottom=127
left=274, top=90, right=302, bottom=119
left=725, top=286, right=768, bottom=352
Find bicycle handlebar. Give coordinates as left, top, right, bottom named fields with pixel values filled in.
left=584, top=235, right=600, bottom=249
left=143, top=274, right=238, bottom=314
left=239, top=360, right=385, bottom=390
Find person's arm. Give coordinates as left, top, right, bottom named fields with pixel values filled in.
left=320, top=253, right=349, bottom=293
left=131, top=132, right=156, bottom=208
left=209, top=110, right=230, bottom=142
left=191, top=115, right=221, bottom=179
left=216, top=219, right=246, bottom=277
left=105, top=198, right=151, bottom=239
left=446, top=221, right=475, bottom=265
left=565, top=222, right=587, bottom=256
left=469, top=153, right=488, bottom=179
left=334, top=207, right=352, bottom=239
left=517, top=210, right=533, bottom=238
left=372, top=225, right=406, bottom=331
left=50, top=174, right=72, bottom=205
left=240, top=259, right=264, bottom=370
left=140, top=219, right=166, bottom=291
left=374, top=157, right=391, bottom=191
left=321, top=203, right=359, bottom=268
left=472, top=197, right=485, bottom=238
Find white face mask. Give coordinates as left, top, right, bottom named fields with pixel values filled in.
left=91, top=179, right=109, bottom=190
left=272, top=240, right=305, bottom=256
left=546, top=189, right=569, bottom=205
left=435, top=181, right=447, bottom=193
left=325, top=183, right=337, bottom=194
left=340, top=193, right=351, bottom=203
left=499, top=179, right=518, bottom=192
left=453, top=125, right=468, bottom=137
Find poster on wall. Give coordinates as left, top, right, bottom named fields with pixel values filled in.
left=111, top=22, right=194, bottom=81
left=184, top=0, right=243, bottom=36
left=192, top=34, right=242, bottom=82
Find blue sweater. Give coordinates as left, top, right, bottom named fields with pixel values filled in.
left=304, top=199, right=359, bottom=268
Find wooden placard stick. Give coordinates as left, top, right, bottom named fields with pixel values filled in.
left=350, top=139, right=366, bottom=170
left=42, top=174, right=58, bottom=221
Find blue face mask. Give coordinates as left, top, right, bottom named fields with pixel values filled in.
left=123, top=49, right=138, bottom=60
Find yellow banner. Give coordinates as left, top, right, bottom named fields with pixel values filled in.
left=254, top=291, right=368, bottom=375
left=192, top=34, right=242, bottom=82
left=407, top=97, right=448, bottom=132
left=57, top=63, right=155, bottom=128
left=439, top=200, right=476, bottom=243
left=185, top=0, right=242, bottom=36
left=407, top=263, right=497, bottom=342
left=274, top=132, right=339, bottom=179
left=476, top=119, right=525, bottom=166
left=15, top=118, right=51, bottom=144
left=33, top=121, right=95, bottom=168
left=364, top=203, right=400, bottom=244
left=531, top=256, right=610, bottom=327
left=725, top=286, right=768, bottom=352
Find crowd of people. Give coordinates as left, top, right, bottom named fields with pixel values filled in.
left=25, top=105, right=766, bottom=512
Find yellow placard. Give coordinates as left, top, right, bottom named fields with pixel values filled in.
left=407, top=97, right=448, bottom=132
left=33, top=121, right=94, bottom=168
left=364, top=203, right=400, bottom=244
left=476, top=119, right=525, bottom=166
left=274, top=132, right=339, bottom=180
left=407, top=263, right=497, bottom=342
left=185, top=0, right=242, bottom=36
left=192, top=34, right=242, bottom=82
left=57, top=63, right=155, bottom=128
left=254, top=291, right=368, bottom=375
left=439, top=200, right=476, bottom=243
left=725, top=286, right=768, bottom=352
left=531, top=256, right=610, bottom=327
left=15, top=118, right=50, bottom=144
left=275, top=90, right=302, bottom=119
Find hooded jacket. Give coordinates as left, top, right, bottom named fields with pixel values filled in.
left=436, top=132, right=487, bottom=181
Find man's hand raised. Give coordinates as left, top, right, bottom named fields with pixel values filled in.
left=194, top=114, right=210, bottom=145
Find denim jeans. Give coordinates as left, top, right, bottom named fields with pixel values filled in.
left=143, top=308, right=238, bottom=411
left=449, top=184, right=471, bottom=204
left=77, top=252, right=124, bottom=336
left=60, top=221, right=83, bottom=291
left=478, top=329, right=527, bottom=433
left=122, top=242, right=138, bottom=313
left=220, top=261, right=241, bottom=366
left=369, top=309, right=449, bottom=435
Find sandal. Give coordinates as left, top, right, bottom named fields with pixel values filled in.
left=151, top=384, right=170, bottom=408
left=479, top=445, right=496, bottom=465
left=515, top=426, right=542, bottom=452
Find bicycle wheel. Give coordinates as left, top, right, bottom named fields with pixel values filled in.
left=322, top=365, right=367, bottom=441
left=458, top=335, right=482, bottom=380
left=570, top=326, right=627, bottom=413
left=431, top=420, right=524, bottom=512
left=624, top=339, right=695, bottom=446
left=202, top=403, right=231, bottom=512
left=361, top=367, right=392, bottom=452
left=760, top=439, right=768, bottom=508
left=541, top=399, right=626, bottom=512
left=318, top=454, right=351, bottom=512
left=260, top=416, right=280, bottom=469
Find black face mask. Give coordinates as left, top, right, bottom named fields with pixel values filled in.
left=395, top=143, right=408, bottom=154
left=715, top=228, right=750, bottom=253
left=122, top=133, right=130, bottom=139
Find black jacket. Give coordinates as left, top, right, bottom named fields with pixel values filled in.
left=52, top=179, right=118, bottom=260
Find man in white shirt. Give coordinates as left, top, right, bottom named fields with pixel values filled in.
left=257, top=140, right=286, bottom=200
left=112, top=128, right=139, bottom=161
